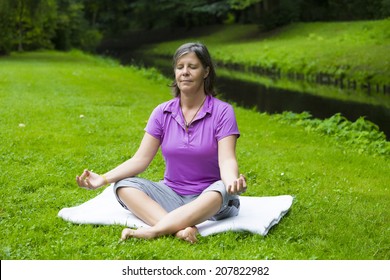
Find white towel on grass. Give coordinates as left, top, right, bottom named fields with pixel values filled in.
left=58, top=184, right=293, bottom=236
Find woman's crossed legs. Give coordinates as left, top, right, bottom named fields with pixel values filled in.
left=117, top=187, right=222, bottom=243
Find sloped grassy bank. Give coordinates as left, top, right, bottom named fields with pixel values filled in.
left=144, top=20, right=390, bottom=92
left=0, top=51, right=388, bottom=260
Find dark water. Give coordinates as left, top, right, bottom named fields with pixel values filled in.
left=218, top=76, right=390, bottom=138
left=117, top=52, right=390, bottom=138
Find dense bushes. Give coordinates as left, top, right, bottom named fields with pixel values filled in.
left=0, top=0, right=102, bottom=55
left=1, top=0, right=389, bottom=55
left=256, top=0, right=390, bottom=30
left=273, top=112, right=390, bottom=157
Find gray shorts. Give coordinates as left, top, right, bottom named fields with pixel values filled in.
left=113, top=177, right=240, bottom=221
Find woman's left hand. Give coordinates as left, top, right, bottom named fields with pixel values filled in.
left=227, top=174, right=247, bottom=195
left=76, top=169, right=105, bottom=190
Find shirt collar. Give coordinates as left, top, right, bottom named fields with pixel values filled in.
left=164, top=95, right=213, bottom=117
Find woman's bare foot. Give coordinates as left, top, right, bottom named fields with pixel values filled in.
left=121, top=227, right=157, bottom=240
left=175, top=226, right=198, bottom=244
left=121, top=226, right=198, bottom=244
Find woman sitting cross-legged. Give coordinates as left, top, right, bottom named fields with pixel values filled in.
left=76, top=42, right=247, bottom=243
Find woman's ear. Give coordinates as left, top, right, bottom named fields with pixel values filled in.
left=204, top=66, right=210, bottom=79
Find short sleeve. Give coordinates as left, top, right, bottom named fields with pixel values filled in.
left=144, top=105, right=163, bottom=141
left=215, top=104, right=240, bottom=141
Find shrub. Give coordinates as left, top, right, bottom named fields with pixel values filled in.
left=79, top=28, right=103, bottom=53
left=273, top=112, right=390, bottom=157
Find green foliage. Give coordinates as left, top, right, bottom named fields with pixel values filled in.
left=257, top=0, right=304, bottom=30
left=383, top=0, right=390, bottom=16
left=228, top=0, right=262, bottom=10
left=12, top=0, right=57, bottom=51
left=148, top=20, right=390, bottom=86
left=0, top=51, right=389, bottom=260
left=127, top=0, right=231, bottom=30
left=79, top=28, right=103, bottom=52
left=0, top=0, right=14, bottom=54
left=257, top=0, right=389, bottom=29
left=0, top=0, right=103, bottom=54
left=273, top=112, right=390, bottom=157
left=1, top=0, right=390, bottom=54
left=52, top=0, right=85, bottom=50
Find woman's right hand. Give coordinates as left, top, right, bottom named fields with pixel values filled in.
left=76, top=169, right=106, bottom=190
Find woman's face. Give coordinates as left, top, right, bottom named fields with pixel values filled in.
left=175, top=52, right=209, bottom=95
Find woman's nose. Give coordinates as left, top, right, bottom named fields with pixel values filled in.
left=181, top=66, right=190, bottom=75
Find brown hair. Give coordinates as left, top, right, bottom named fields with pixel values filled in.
left=170, top=42, right=216, bottom=97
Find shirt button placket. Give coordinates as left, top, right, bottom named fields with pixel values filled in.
left=183, top=127, right=189, bottom=145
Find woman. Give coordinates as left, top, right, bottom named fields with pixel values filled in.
left=76, top=42, right=247, bottom=243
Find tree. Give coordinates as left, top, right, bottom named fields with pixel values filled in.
left=83, top=0, right=134, bottom=34
left=52, top=0, right=86, bottom=50
left=123, top=0, right=230, bottom=30
left=0, top=0, right=57, bottom=53
left=14, top=0, right=57, bottom=51
left=0, top=0, right=15, bottom=54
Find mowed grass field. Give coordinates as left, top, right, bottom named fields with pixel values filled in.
left=0, top=51, right=388, bottom=260
left=146, top=19, right=390, bottom=86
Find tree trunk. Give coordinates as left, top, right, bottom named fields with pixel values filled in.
left=18, top=30, right=23, bottom=52
left=17, top=0, right=25, bottom=52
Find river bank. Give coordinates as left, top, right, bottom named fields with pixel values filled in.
left=98, top=20, right=389, bottom=137
left=156, top=21, right=390, bottom=91
left=100, top=20, right=390, bottom=93
left=112, top=51, right=389, bottom=139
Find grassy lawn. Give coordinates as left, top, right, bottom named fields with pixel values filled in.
left=144, top=20, right=390, bottom=86
left=0, top=51, right=389, bottom=260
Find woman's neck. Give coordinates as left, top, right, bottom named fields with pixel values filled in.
left=180, top=93, right=207, bottom=130
left=180, top=92, right=207, bottom=110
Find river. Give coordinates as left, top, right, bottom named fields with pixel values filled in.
left=112, top=51, right=390, bottom=139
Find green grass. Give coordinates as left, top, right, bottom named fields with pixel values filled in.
left=144, top=20, right=390, bottom=86
left=136, top=50, right=390, bottom=111
left=0, top=51, right=389, bottom=260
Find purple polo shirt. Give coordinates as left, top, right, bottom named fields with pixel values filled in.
left=145, top=95, right=240, bottom=195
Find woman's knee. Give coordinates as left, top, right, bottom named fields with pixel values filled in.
left=197, top=190, right=223, bottom=211
left=117, top=186, right=144, bottom=201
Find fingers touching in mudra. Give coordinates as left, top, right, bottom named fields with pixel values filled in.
left=76, top=169, right=106, bottom=190
left=227, top=174, right=247, bottom=195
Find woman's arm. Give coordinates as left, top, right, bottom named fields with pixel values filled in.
left=218, top=135, right=247, bottom=195
left=76, top=132, right=160, bottom=189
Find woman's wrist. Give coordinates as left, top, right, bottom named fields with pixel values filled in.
left=102, top=174, right=109, bottom=186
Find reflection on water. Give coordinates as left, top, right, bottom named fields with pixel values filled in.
left=118, top=52, right=390, bottom=138
left=218, top=76, right=390, bottom=138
